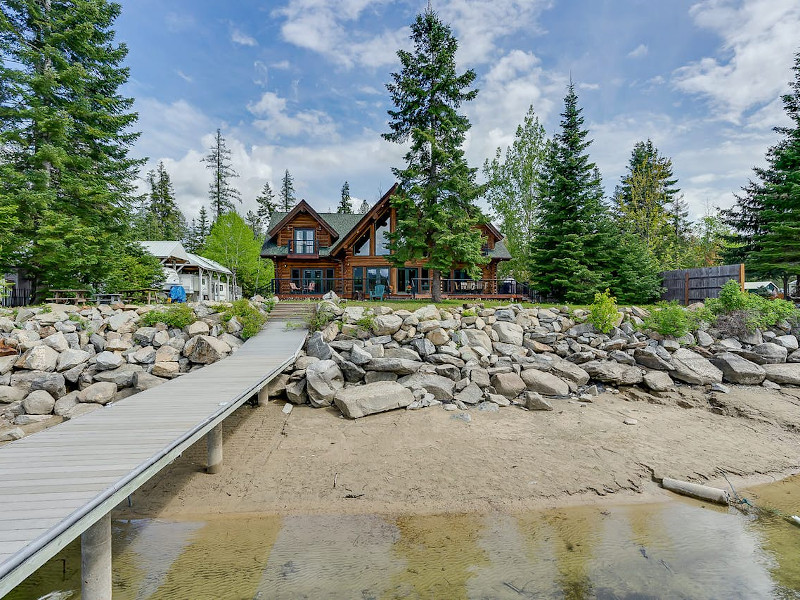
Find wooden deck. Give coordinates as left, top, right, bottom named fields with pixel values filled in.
left=0, top=319, right=307, bottom=596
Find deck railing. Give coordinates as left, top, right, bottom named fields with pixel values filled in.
left=266, top=278, right=534, bottom=299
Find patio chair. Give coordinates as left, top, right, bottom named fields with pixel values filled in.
left=289, top=282, right=301, bottom=294
left=369, top=284, right=386, bottom=301
left=307, top=281, right=316, bottom=293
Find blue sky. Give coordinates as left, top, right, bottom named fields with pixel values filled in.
left=115, top=0, right=800, bottom=224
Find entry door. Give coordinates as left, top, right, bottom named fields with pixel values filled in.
left=302, top=269, right=322, bottom=293
left=398, top=268, right=418, bottom=294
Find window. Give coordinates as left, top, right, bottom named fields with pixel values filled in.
left=352, top=267, right=363, bottom=294
left=420, top=268, right=430, bottom=292
left=354, top=230, right=370, bottom=256
left=293, top=228, right=315, bottom=254
left=375, top=215, right=391, bottom=256
left=453, top=269, right=471, bottom=280
left=366, top=267, right=390, bottom=292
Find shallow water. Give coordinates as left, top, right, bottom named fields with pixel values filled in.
left=8, top=477, right=800, bottom=600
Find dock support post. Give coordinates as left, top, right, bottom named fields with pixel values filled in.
left=258, top=385, right=270, bottom=406
left=81, top=513, right=111, bottom=600
left=206, top=424, right=223, bottom=474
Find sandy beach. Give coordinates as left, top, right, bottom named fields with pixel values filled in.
left=120, top=384, right=800, bottom=519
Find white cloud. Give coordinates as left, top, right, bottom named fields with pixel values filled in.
left=578, top=82, right=600, bottom=91
left=673, top=0, right=800, bottom=123
left=627, top=43, right=648, bottom=58
left=271, top=60, right=290, bottom=70
left=231, top=27, right=258, bottom=47
left=247, top=91, right=338, bottom=139
left=175, top=70, right=193, bottom=83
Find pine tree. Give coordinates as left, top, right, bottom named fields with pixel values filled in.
left=383, top=7, right=486, bottom=302
left=146, top=162, right=186, bottom=240
left=202, top=129, right=241, bottom=220
left=0, top=0, right=144, bottom=291
left=184, top=218, right=198, bottom=252
left=337, top=181, right=353, bottom=213
left=528, top=84, right=609, bottom=303
left=358, top=198, right=370, bottom=213
left=192, top=206, right=210, bottom=251
left=255, top=181, right=276, bottom=230
left=279, top=170, right=296, bottom=212
left=483, top=105, right=548, bottom=281
left=245, top=210, right=261, bottom=237
left=739, top=52, right=800, bottom=296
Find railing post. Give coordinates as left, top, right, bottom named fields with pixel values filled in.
left=81, top=513, right=112, bottom=600
left=258, top=384, right=270, bottom=407
left=206, top=424, right=223, bottom=474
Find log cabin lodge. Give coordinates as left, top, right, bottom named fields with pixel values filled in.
left=261, top=185, right=520, bottom=300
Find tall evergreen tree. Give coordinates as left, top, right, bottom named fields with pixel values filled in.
left=358, top=198, right=370, bottom=213
left=190, top=205, right=210, bottom=251
left=279, top=169, right=296, bottom=212
left=0, top=0, right=144, bottom=291
left=483, top=105, right=548, bottom=281
left=383, top=7, right=486, bottom=302
left=245, top=210, right=260, bottom=237
left=145, top=161, right=186, bottom=240
left=202, top=129, right=241, bottom=220
left=255, top=181, right=276, bottom=229
left=528, top=84, right=610, bottom=303
left=337, top=181, right=353, bottom=214
left=736, top=52, right=800, bottom=297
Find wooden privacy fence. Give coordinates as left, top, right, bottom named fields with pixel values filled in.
left=661, top=264, right=744, bottom=305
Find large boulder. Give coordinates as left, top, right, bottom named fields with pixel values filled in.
left=633, top=347, right=674, bottom=371
left=426, top=327, right=450, bottom=346
left=709, top=352, right=766, bottom=385
left=132, top=346, right=156, bottom=364
left=333, top=381, right=414, bottom=418
left=582, top=361, right=643, bottom=386
left=22, top=390, right=55, bottom=415
left=762, top=363, right=800, bottom=385
left=643, top=370, right=674, bottom=392
left=520, top=369, right=570, bottom=396
left=79, top=382, right=117, bottom=405
left=670, top=348, right=723, bottom=385
left=371, top=314, right=403, bottom=336
left=93, top=364, right=143, bottom=387
left=775, top=335, right=799, bottom=351
left=398, top=372, right=455, bottom=400
left=155, top=345, right=181, bottom=363
left=413, top=305, right=440, bottom=321
left=285, top=378, right=307, bottom=404
left=492, top=321, right=524, bottom=346
left=305, top=360, right=344, bottom=408
left=56, top=349, right=91, bottom=372
left=95, top=351, right=124, bottom=371
left=108, top=311, right=136, bottom=331
left=133, top=327, right=158, bottom=345
left=751, top=342, right=788, bottom=364
left=454, top=382, right=483, bottom=405
left=408, top=338, right=436, bottom=358
left=134, top=371, right=169, bottom=391
left=10, top=371, right=66, bottom=398
left=185, top=335, right=231, bottom=364
left=458, top=329, right=492, bottom=353
left=349, top=344, right=372, bottom=366
left=0, top=355, right=16, bottom=375
left=491, top=372, right=526, bottom=399
left=43, top=332, right=69, bottom=353
left=305, top=331, right=332, bottom=360
left=187, top=320, right=210, bottom=336
left=366, top=358, right=424, bottom=375
left=16, top=345, right=59, bottom=372
left=549, top=361, right=590, bottom=387
left=152, top=362, right=180, bottom=378
left=0, top=386, right=26, bottom=404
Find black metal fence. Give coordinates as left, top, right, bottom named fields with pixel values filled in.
left=661, top=264, right=744, bottom=305
left=1, top=284, right=33, bottom=307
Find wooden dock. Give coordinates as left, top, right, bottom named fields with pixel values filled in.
left=0, top=319, right=307, bottom=597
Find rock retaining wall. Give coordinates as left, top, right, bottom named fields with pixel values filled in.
left=0, top=300, right=270, bottom=441
left=270, top=296, right=800, bottom=419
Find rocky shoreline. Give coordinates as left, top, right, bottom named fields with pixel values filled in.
left=268, top=294, right=800, bottom=419
left=0, top=300, right=270, bottom=441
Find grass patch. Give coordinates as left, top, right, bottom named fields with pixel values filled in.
left=140, top=304, right=196, bottom=329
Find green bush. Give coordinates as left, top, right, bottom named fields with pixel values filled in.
left=221, top=299, right=268, bottom=340
left=588, top=289, right=618, bottom=334
left=706, top=279, right=799, bottom=333
left=140, top=304, right=196, bottom=329
left=642, top=301, right=690, bottom=338
left=306, top=309, right=333, bottom=332
left=356, top=314, right=375, bottom=331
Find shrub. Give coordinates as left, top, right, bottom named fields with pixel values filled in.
left=356, top=314, right=375, bottom=331
left=642, top=302, right=690, bottom=338
left=462, top=308, right=477, bottom=317
left=588, top=289, right=618, bottom=334
left=140, top=304, right=196, bottom=329
left=221, top=299, right=268, bottom=340
left=706, top=279, right=799, bottom=333
left=305, top=309, right=333, bottom=332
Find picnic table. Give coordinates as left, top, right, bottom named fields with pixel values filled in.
left=94, top=292, right=123, bottom=305
left=46, top=289, right=91, bottom=305
left=118, top=288, right=160, bottom=304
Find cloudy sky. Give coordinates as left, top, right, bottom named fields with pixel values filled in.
left=116, top=0, right=799, bottom=224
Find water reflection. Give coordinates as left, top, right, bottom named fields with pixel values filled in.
left=8, top=477, right=800, bottom=600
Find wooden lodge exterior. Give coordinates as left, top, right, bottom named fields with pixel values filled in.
left=261, top=185, right=519, bottom=300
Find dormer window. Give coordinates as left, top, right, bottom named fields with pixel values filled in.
left=293, top=229, right=315, bottom=254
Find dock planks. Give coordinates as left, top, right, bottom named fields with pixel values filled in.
left=0, top=319, right=307, bottom=595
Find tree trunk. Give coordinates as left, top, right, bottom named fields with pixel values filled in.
left=432, top=269, right=442, bottom=303
left=782, top=275, right=790, bottom=299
